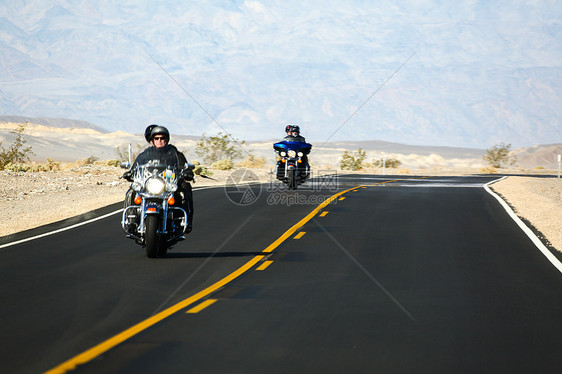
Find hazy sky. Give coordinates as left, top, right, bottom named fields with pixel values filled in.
left=1, top=1, right=561, bottom=147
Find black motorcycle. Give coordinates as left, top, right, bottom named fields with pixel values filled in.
left=273, top=140, right=312, bottom=190
left=121, top=160, right=193, bottom=258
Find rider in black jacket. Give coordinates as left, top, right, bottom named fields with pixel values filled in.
left=123, top=125, right=194, bottom=233
left=284, top=125, right=306, bottom=142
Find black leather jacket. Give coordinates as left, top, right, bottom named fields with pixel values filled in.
left=132, top=144, right=187, bottom=170
left=123, top=144, right=192, bottom=182
left=283, top=134, right=306, bottom=142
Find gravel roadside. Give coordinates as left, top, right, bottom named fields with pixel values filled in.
left=491, top=176, right=561, bottom=252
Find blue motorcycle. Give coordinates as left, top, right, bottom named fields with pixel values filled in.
left=273, top=140, right=312, bottom=190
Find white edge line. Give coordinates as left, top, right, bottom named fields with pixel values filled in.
left=484, top=177, right=562, bottom=275
left=0, top=183, right=258, bottom=250
left=0, top=210, right=123, bottom=250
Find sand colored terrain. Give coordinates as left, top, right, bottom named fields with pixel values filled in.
left=491, top=176, right=561, bottom=251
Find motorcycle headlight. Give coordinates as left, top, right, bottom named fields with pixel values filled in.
left=146, top=177, right=166, bottom=195
left=297, top=152, right=304, bottom=157
left=280, top=151, right=287, bottom=157
left=288, top=150, right=297, bottom=158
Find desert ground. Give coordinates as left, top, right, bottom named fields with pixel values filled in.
left=0, top=164, right=560, bottom=254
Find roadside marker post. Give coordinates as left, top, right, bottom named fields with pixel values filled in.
left=558, top=154, right=560, bottom=179
left=558, top=155, right=562, bottom=179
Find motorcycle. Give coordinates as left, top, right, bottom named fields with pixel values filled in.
left=120, top=160, right=194, bottom=258
left=273, top=140, right=312, bottom=190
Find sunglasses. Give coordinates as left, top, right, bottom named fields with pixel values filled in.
left=153, top=136, right=167, bottom=141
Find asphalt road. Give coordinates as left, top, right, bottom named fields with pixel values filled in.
left=1, top=174, right=561, bottom=373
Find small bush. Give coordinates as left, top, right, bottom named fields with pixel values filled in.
left=0, top=122, right=35, bottom=170
left=195, top=132, right=245, bottom=164
left=483, top=142, right=516, bottom=168
left=480, top=167, right=497, bottom=174
left=340, top=148, right=367, bottom=171
left=107, top=159, right=121, bottom=167
left=94, top=159, right=120, bottom=167
left=211, top=159, right=234, bottom=170
left=115, top=144, right=144, bottom=162
left=192, top=161, right=214, bottom=177
left=4, top=163, right=31, bottom=172
left=84, top=156, right=99, bottom=165
left=372, top=158, right=402, bottom=168
left=46, top=158, right=61, bottom=171
left=236, top=155, right=267, bottom=168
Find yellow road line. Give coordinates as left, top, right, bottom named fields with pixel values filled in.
left=186, top=299, right=218, bottom=314
left=261, top=185, right=355, bottom=253
left=319, top=211, right=329, bottom=217
left=45, top=255, right=264, bottom=374
left=338, top=197, right=346, bottom=201
left=294, top=232, right=306, bottom=239
left=47, top=184, right=362, bottom=373
left=256, top=260, right=274, bottom=271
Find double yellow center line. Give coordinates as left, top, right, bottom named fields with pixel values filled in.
left=47, top=182, right=382, bottom=373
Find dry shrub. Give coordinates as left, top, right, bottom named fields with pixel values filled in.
left=3, top=158, right=61, bottom=172
left=480, top=167, right=497, bottom=174
left=237, top=155, right=266, bottom=168
left=94, top=159, right=120, bottom=167
left=211, top=159, right=234, bottom=170
left=192, top=161, right=213, bottom=176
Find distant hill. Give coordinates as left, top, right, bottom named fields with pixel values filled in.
left=315, top=140, right=484, bottom=159
left=514, top=144, right=562, bottom=169
left=1, top=120, right=559, bottom=169
left=0, top=116, right=108, bottom=133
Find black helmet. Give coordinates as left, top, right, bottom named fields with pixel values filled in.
left=149, top=126, right=170, bottom=142
left=290, top=125, right=300, bottom=134
left=285, top=125, right=292, bottom=133
left=144, top=124, right=157, bottom=143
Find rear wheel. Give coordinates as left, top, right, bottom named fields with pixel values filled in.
left=145, top=215, right=160, bottom=258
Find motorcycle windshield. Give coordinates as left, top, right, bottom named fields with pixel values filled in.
left=132, top=160, right=179, bottom=196
left=273, top=140, right=312, bottom=154
left=135, top=161, right=178, bottom=175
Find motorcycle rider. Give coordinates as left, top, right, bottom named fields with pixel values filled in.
left=123, top=125, right=194, bottom=233
left=280, top=124, right=309, bottom=179
left=284, top=125, right=306, bottom=142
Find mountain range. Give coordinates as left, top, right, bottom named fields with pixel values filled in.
left=1, top=117, right=560, bottom=169
left=0, top=1, right=561, bottom=148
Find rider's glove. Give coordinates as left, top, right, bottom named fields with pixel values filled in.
left=122, top=171, right=133, bottom=182
left=180, top=169, right=194, bottom=182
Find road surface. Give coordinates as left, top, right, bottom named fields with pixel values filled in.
left=1, top=174, right=561, bottom=373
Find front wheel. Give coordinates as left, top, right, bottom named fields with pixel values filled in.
left=145, top=215, right=160, bottom=258
left=288, top=167, right=297, bottom=190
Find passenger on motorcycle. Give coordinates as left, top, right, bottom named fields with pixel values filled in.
left=283, top=125, right=306, bottom=142
left=123, top=125, right=194, bottom=233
